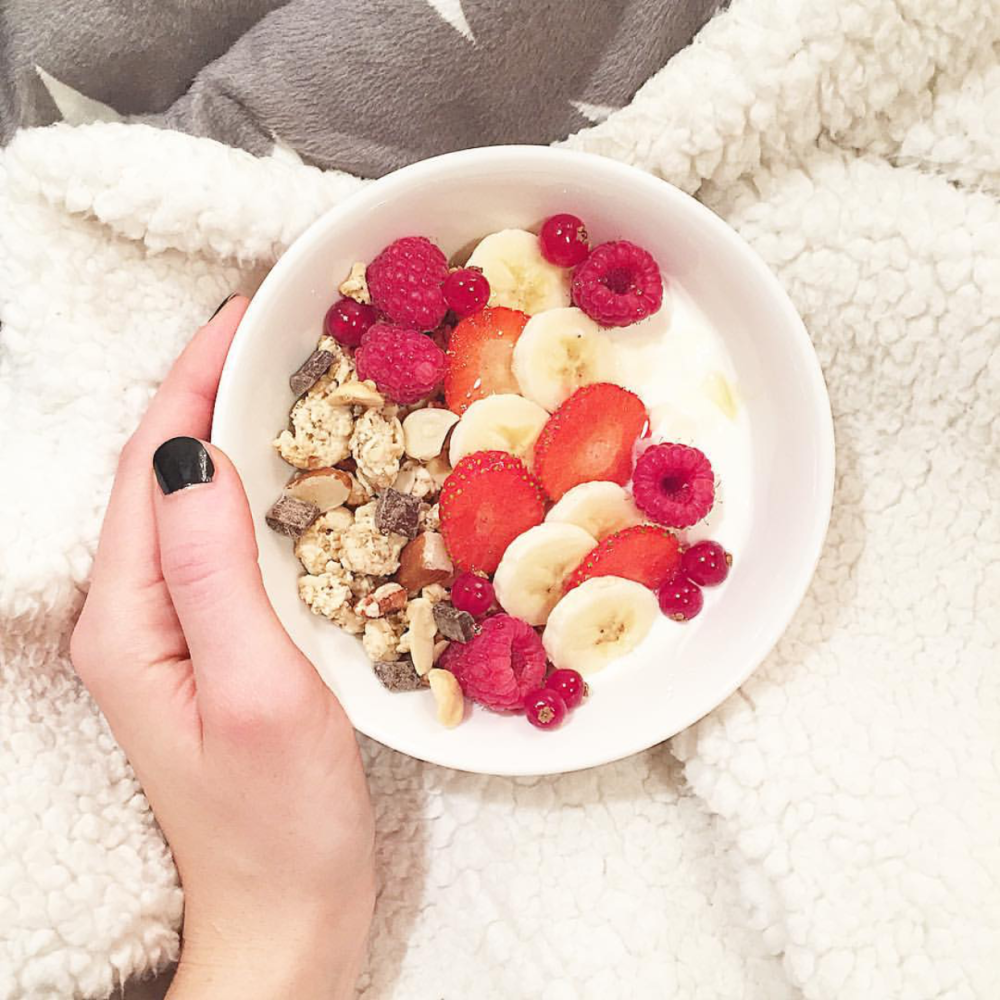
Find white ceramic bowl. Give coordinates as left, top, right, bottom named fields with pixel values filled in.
left=213, top=146, right=834, bottom=776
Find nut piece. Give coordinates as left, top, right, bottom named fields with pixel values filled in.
left=289, top=349, right=335, bottom=397
left=425, top=453, right=452, bottom=490
left=393, top=460, right=438, bottom=500
left=326, top=380, right=385, bottom=408
left=375, top=488, right=422, bottom=539
left=373, top=656, right=423, bottom=692
left=395, top=532, right=454, bottom=594
left=401, top=597, right=436, bottom=676
left=402, top=407, right=460, bottom=461
left=356, top=582, right=408, bottom=619
left=285, top=468, right=352, bottom=512
left=433, top=639, right=451, bottom=664
left=433, top=602, right=478, bottom=643
left=427, top=668, right=464, bottom=727
left=339, top=261, right=371, bottom=304
left=265, top=496, right=320, bottom=537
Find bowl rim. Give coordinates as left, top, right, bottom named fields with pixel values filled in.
left=213, top=144, right=835, bottom=774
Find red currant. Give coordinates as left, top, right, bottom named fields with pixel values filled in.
left=324, top=297, right=377, bottom=347
left=524, top=688, right=568, bottom=729
left=442, top=268, right=490, bottom=318
left=539, top=213, right=590, bottom=267
left=658, top=574, right=704, bottom=621
left=545, top=668, right=588, bottom=710
left=450, top=572, right=494, bottom=617
left=681, top=540, right=732, bottom=586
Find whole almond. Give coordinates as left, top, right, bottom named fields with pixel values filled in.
left=395, top=531, right=454, bottom=594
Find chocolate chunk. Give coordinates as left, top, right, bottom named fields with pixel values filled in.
left=372, top=656, right=424, bottom=692
left=265, top=495, right=320, bottom=537
left=289, top=349, right=335, bottom=397
left=375, top=488, right=422, bottom=539
left=432, top=602, right=478, bottom=643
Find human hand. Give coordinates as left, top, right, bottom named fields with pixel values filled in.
left=71, top=297, right=375, bottom=999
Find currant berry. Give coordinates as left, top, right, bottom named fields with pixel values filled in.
left=442, top=268, right=490, bottom=318
left=324, top=297, right=377, bottom=347
left=681, top=540, right=731, bottom=587
left=545, top=668, right=588, bottom=710
left=524, top=688, right=568, bottom=729
left=658, top=574, right=704, bottom=622
left=539, top=213, right=590, bottom=267
left=450, top=572, right=495, bottom=617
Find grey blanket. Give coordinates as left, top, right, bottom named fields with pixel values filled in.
left=0, top=0, right=721, bottom=176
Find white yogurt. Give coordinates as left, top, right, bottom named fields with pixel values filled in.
left=611, top=284, right=753, bottom=556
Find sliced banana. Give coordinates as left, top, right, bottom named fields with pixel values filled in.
left=493, top=522, right=596, bottom=626
left=545, top=481, right=644, bottom=541
left=543, top=576, right=658, bottom=675
left=512, top=307, right=618, bottom=412
left=466, top=229, right=572, bottom=314
left=448, top=393, right=549, bottom=467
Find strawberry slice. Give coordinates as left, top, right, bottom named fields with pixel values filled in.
left=532, top=383, right=649, bottom=501
left=565, top=524, right=680, bottom=591
left=440, top=450, right=546, bottom=573
left=444, top=306, right=529, bottom=415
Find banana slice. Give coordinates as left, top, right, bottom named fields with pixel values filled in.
left=543, top=576, right=658, bottom=675
left=513, top=307, right=618, bottom=411
left=466, top=229, right=572, bottom=314
left=448, top=393, right=549, bottom=467
left=493, top=522, right=596, bottom=626
left=545, top=481, right=645, bottom=541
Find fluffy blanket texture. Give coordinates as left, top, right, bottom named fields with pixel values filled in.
left=1, top=0, right=998, bottom=997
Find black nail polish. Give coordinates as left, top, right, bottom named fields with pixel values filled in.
left=153, top=437, right=215, bottom=495
left=209, top=293, right=237, bottom=321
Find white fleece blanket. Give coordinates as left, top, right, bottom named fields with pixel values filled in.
left=1, top=0, right=998, bottom=996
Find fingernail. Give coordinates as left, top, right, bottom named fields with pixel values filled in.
left=210, top=293, right=237, bottom=321
left=153, top=437, right=215, bottom=495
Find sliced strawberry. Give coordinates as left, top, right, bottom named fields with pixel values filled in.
left=532, top=383, right=649, bottom=501
left=439, top=450, right=546, bottom=573
left=444, top=306, right=529, bottom=415
left=565, top=524, right=680, bottom=592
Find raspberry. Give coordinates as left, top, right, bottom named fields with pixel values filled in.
left=367, top=236, right=448, bottom=330
left=571, top=240, right=663, bottom=327
left=632, top=443, right=715, bottom=529
left=355, top=322, right=447, bottom=404
left=441, top=614, right=547, bottom=712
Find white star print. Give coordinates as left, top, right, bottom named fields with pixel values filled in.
left=424, top=0, right=475, bottom=42
left=35, top=66, right=122, bottom=127
left=571, top=100, right=618, bottom=124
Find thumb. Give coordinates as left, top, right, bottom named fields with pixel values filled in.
left=152, top=436, right=304, bottom=702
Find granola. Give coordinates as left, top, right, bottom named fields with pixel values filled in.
left=350, top=408, right=405, bottom=489
left=340, top=501, right=407, bottom=576
left=295, top=507, right=355, bottom=574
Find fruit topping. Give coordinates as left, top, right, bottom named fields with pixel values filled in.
left=571, top=240, right=663, bottom=327
left=366, top=236, right=448, bottom=329
left=532, top=383, right=648, bottom=501
left=442, top=268, right=491, bottom=318
left=450, top=571, right=495, bottom=617
left=439, top=451, right=546, bottom=573
left=657, top=573, right=704, bottom=621
left=632, top=442, right=715, bottom=528
left=444, top=306, right=529, bottom=415
left=524, top=687, right=568, bottom=729
left=681, top=540, right=731, bottom=586
left=441, top=613, right=547, bottom=711
left=324, top=297, right=377, bottom=348
left=545, top=668, right=588, bottom=710
left=565, top=523, right=681, bottom=592
left=539, top=213, right=590, bottom=267
left=355, top=322, right=447, bottom=404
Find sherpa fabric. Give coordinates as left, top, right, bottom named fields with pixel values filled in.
left=1, top=0, right=999, bottom=997
left=0, top=0, right=721, bottom=176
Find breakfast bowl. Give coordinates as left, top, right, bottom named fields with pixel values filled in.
left=212, top=145, right=834, bottom=776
